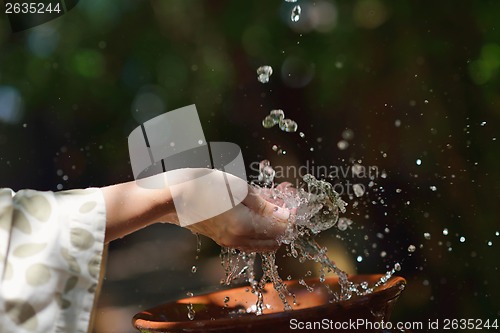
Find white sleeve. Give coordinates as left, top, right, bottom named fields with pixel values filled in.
left=0, top=188, right=106, bottom=333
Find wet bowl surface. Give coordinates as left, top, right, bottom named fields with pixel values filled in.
left=133, top=274, right=406, bottom=333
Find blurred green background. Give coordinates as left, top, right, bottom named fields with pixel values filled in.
left=1, top=0, right=499, bottom=332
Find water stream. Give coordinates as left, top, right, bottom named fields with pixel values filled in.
left=218, top=163, right=400, bottom=314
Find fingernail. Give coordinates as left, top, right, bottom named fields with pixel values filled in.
left=273, top=206, right=290, bottom=221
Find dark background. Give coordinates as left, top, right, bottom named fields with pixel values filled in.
left=1, top=1, right=499, bottom=332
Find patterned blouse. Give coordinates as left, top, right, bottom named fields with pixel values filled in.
left=0, top=188, right=106, bottom=333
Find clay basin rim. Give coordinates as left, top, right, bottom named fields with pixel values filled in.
left=133, top=274, right=406, bottom=332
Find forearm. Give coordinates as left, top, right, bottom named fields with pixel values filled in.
left=101, top=180, right=178, bottom=242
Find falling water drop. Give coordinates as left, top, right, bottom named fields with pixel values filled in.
left=291, top=5, right=301, bottom=22
left=408, top=245, right=416, bottom=253
left=257, top=66, right=273, bottom=83
left=262, top=115, right=277, bottom=128
left=337, top=140, right=349, bottom=150
left=270, top=109, right=285, bottom=121
left=353, top=184, right=365, bottom=197
left=337, top=217, right=352, bottom=231
left=279, top=118, right=298, bottom=132
left=187, top=303, right=195, bottom=320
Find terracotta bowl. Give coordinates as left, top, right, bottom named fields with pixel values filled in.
left=133, top=275, right=406, bottom=333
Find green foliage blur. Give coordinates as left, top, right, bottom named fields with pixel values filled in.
left=1, top=0, right=499, bottom=330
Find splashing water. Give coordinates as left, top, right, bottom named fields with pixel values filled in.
left=261, top=109, right=298, bottom=133
left=219, top=162, right=400, bottom=314
left=258, top=160, right=276, bottom=186
left=291, top=5, right=301, bottom=22
left=257, top=66, right=273, bottom=83
left=279, top=118, right=298, bottom=132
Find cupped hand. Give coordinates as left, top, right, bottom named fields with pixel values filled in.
left=186, top=185, right=292, bottom=252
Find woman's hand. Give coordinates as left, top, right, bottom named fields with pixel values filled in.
left=186, top=185, right=291, bottom=252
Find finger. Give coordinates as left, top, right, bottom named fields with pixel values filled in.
left=243, top=187, right=290, bottom=221
left=275, top=182, right=294, bottom=191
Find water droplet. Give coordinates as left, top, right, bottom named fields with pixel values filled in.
left=342, top=128, right=354, bottom=140
left=262, top=115, right=277, bottom=128
left=279, top=118, right=298, bottom=132
left=395, top=119, right=401, bottom=127
left=481, top=121, right=486, bottom=126
left=430, top=185, right=437, bottom=191
left=353, top=184, right=365, bottom=197
left=337, top=217, right=352, bottom=231
left=416, top=159, right=422, bottom=166
left=270, top=109, right=285, bottom=121
left=291, top=5, right=301, bottom=22
left=356, top=256, right=363, bottom=262
left=299, top=132, right=305, bottom=138
left=459, top=236, right=466, bottom=243
left=443, top=228, right=449, bottom=236
left=272, top=145, right=278, bottom=151
left=394, top=263, right=401, bottom=271
left=186, top=291, right=194, bottom=297
left=223, top=296, right=230, bottom=303
left=408, top=245, right=416, bottom=253
left=285, top=0, right=297, bottom=2
left=396, top=188, right=402, bottom=193
left=187, top=303, right=195, bottom=320
left=424, top=232, right=431, bottom=240
left=257, top=66, right=273, bottom=83
left=496, top=231, right=499, bottom=237
left=380, top=251, right=387, bottom=258
left=487, top=241, right=493, bottom=246
left=337, top=140, right=349, bottom=150
left=352, top=164, right=363, bottom=176
left=258, top=160, right=276, bottom=185
left=191, top=265, right=197, bottom=273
